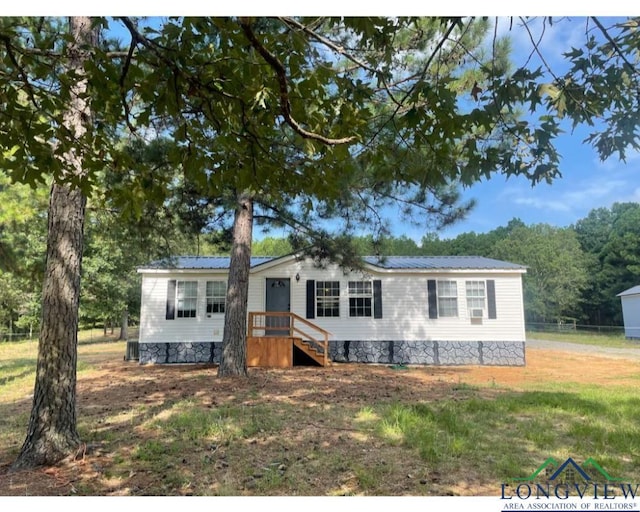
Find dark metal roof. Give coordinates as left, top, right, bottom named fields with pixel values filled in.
left=141, top=255, right=525, bottom=271
left=142, top=256, right=274, bottom=270
left=363, top=255, right=526, bottom=270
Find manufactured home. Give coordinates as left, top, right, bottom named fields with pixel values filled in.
left=136, top=254, right=527, bottom=366
left=618, top=285, right=640, bottom=340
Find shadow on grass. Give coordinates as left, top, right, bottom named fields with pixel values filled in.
left=0, top=357, right=37, bottom=387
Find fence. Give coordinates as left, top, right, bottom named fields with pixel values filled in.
left=526, top=322, right=625, bottom=336
left=1, top=327, right=140, bottom=343
left=0, top=332, right=34, bottom=342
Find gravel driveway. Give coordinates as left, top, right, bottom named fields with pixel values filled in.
left=527, top=337, right=640, bottom=360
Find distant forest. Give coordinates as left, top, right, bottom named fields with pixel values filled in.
left=1, top=168, right=638, bottom=335
left=251, top=203, right=640, bottom=327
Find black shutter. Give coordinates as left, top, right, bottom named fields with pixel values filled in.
left=487, top=279, right=497, bottom=319
left=373, top=280, right=383, bottom=319
left=166, top=280, right=176, bottom=320
left=306, top=280, right=315, bottom=319
left=427, top=279, right=438, bottom=319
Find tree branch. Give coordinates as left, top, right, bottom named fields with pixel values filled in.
left=360, top=18, right=462, bottom=151
left=119, top=37, right=138, bottom=133
left=118, top=17, right=242, bottom=106
left=279, top=17, right=373, bottom=71
left=238, top=18, right=357, bottom=146
left=0, top=41, right=129, bottom=59
left=119, top=17, right=167, bottom=65
left=399, top=20, right=461, bottom=107
left=591, top=16, right=638, bottom=78
left=0, top=34, right=39, bottom=109
left=278, top=16, right=403, bottom=108
left=518, top=17, right=559, bottom=82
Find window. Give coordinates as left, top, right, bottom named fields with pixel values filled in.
left=316, top=281, right=340, bottom=317
left=437, top=280, right=458, bottom=317
left=349, top=281, right=372, bottom=317
left=176, top=281, right=198, bottom=318
left=206, top=281, right=226, bottom=314
left=466, top=280, right=486, bottom=317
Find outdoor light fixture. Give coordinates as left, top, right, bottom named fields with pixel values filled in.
left=295, top=273, right=300, bottom=282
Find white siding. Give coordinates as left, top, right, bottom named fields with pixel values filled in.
left=139, top=275, right=228, bottom=344
left=138, top=258, right=526, bottom=344
left=621, top=294, right=640, bottom=339
left=273, top=260, right=525, bottom=342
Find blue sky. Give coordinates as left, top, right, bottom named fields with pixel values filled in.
left=436, top=146, right=640, bottom=239
left=412, top=16, right=640, bottom=241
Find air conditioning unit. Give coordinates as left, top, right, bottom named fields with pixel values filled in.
left=470, top=308, right=484, bottom=318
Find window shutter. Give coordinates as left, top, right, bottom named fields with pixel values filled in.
left=306, top=280, right=315, bottom=319
left=373, top=280, right=383, bottom=319
left=427, top=279, right=438, bottom=319
left=166, top=280, right=176, bottom=320
left=487, top=279, right=497, bottom=319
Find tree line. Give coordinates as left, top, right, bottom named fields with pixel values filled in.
left=2, top=187, right=636, bottom=335
left=253, top=203, right=640, bottom=327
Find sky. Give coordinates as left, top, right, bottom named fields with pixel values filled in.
left=428, top=16, right=640, bottom=240
left=440, top=127, right=640, bottom=239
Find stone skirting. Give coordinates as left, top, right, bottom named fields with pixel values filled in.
left=329, top=340, right=525, bottom=366
left=138, top=340, right=525, bottom=366
left=139, top=341, right=219, bottom=364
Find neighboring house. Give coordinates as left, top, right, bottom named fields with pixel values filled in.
left=617, top=285, right=640, bottom=340
left=136, top=254, right=527, bottom=366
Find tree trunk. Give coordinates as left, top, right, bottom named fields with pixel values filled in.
left=218, top=193, right=253, bottom=378
left=12, top=17, right=96, bottom=470
left=118, top=309, right=128, bottom=341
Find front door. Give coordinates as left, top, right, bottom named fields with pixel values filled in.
left=265, top=278, right=291, bottom=335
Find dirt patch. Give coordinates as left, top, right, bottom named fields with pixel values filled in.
left=1, top=345, right=638, bottom=496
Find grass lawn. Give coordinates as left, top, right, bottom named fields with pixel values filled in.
left=527, top=329, right=639, bottom=349
left=1, top=334, right=640, bottom=496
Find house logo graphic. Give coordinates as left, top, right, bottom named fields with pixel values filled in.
left=501, top=457, right=639, bottom=501
left=513, top=457, right=623, bottom=483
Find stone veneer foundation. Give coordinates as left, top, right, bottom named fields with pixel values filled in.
left=137, top=340, right=525, bottom=366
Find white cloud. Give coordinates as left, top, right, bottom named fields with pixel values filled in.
left=513, top=195, right=573, bottom=212
left=500, top=174, right=638, bottom=222
left=593, top=144, right=640, bottom=171
left=563, top=178, right=628, bottom=205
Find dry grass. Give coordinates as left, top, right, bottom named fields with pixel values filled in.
left=1, top=338, right=640, bottom=496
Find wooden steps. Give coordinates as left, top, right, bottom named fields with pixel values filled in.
left=247, top=336, right=330, bottom=367
left=293, top=338, right=330, bottom=367
left=247, top=311, right=331, bottom=368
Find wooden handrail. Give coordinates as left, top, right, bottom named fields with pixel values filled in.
left=248, top=311, right=331, bottom=366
